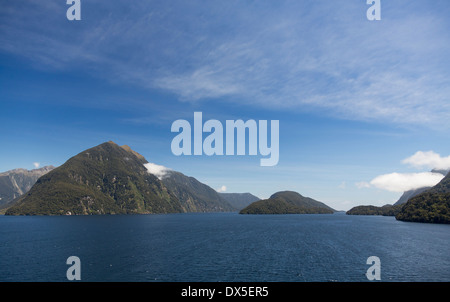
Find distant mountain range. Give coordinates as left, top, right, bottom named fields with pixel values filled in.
left=3, top=141, right=448, bottom=223
left=0, top=166, right=55, bottom=209
left=239, top=190, right=335, bottom=214
left=5, top=142, right=235, bottom=215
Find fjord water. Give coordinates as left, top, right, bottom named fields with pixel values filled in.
left=0, top=213, right=449, bottom=282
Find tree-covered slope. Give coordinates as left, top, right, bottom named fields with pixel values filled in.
left=396, top=171, right=450, bottom=224
left=395, top=173, right=450, bottom=223
left=5, top=142, right=181, bottom=215
left=346, top=204, right=403, bottom=216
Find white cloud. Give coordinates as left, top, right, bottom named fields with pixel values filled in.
left=2, top=2, right=450, bottom=129
left=358, top=150, right=450, bottom=193
left=402, top=151, right=450, bottom=170
left=216, top=185, right=227, bottom=193
left=33, top=162, right=40, bottom=169
left=143, top=163, right=172, bottom=180
left=369, top=172, right=444, bottom=193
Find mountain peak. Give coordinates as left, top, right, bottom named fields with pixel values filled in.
left=4, top=142, right=235, bottom=215
left=5, top=142, right=181, bottom=215
left=120, top=144, right=147, bottom=163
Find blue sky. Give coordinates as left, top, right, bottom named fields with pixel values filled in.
left=1, top=0, right=450, bottom=210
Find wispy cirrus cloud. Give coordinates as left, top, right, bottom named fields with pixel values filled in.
left=2, top=1, right=450, bottom=128
left=149, top=3, right=450, bottom=128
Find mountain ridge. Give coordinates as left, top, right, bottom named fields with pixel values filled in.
left=394, top=169, right=448, bottom=205
left=161, top=170, right=236, bottom=212
left=5, top=141, right=233, bottom=215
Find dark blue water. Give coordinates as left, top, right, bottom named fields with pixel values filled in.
left=0, top=213, right=449, bottom=282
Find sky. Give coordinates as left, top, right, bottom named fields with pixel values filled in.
left=1, top=0, right=450, bottom=211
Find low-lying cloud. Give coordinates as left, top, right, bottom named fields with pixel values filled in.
left=143, top=163, right=172, bottom=180
left=369, top=172, right=444, bottom=193
left=357, top=150, right=449, bottom=192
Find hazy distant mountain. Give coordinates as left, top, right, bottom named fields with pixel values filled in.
left=5, top=141, right=235, bottom=215
left=240, top=190, right=335, bottom=214
left=394, top=169, right=448, bottom=205
left=161, top=171, right=236, bottom=212
left=394, top=187, right=431, bottom=205
left=219, top=192, right=260, bottom=210
left=431, top=168, right=450, bottom=176
left=0, top=166, right=55, bottom=208
left=396, top=171, right=450, bottom=224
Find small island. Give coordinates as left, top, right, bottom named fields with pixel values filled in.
left=239, top=191, right=335, bottom=214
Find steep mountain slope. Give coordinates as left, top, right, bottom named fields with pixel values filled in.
left=0, top=166, right=55, bottom=208
left=5, top=142, right=181, bottom=215
left=5, top=141, right=236, bottom=215
left=394, top=187, right=431, bottom=205
left=161, top=170, right=236, bottom=212
left=396, top=171, right=450, bottom=223
left=240, top=190, right=335, bottom=214
left=394, top=169, right=448, bottom=205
